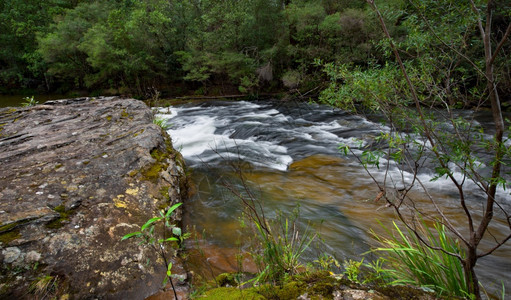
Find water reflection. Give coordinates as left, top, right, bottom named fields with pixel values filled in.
left=0, top=94, right=68, bottom=108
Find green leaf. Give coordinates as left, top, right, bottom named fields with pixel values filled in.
left=141, top=217, right=161, bottom=231
left=166, top=262, right=173, bottom=277
left=338, top=144, right=350, bottom=156
left=158, top=237, right=178, bottom=243
left=172, top=227, right=182, bottom=236
left=121, top=231, right=141, bottom=241
left=165, top=202, right=183, bottom=218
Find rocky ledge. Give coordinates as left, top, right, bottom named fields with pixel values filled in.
left=0, top=97, right=188, bottom=299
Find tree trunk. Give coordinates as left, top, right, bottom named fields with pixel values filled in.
left=469, top=0, right=507, bottom=298
left=464, top=248, right=480, bottom=299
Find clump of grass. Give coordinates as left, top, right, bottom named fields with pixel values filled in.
left=153, top=116, right=171, bottom=130
left=252, top=207, right=316, bottom=284
left=29, top=275, right=59, bottom=299
left=370, top=220, right=469, bottom=298
left=21, top=96, right=38, bottom=107
left=219, top=160, right=318, bottom=288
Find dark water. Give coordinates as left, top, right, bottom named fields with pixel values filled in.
left=0, top=94, right=68, bottom=108
left=158, top=100, right=510, bottom=297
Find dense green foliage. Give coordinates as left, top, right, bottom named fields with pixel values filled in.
left=0, top=0, right=72, bottom=92
left=320, top=0, right=511, bottom=108
left=1, top=0, right=509, bottom=101
left=0, top=0, right=386, bottom=96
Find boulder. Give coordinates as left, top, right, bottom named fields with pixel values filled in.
left=0, top=97, right=188, bottom=299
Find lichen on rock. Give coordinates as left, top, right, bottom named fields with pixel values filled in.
left=0, top=97, right=188, bottom=299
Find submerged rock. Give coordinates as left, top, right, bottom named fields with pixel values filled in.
left=0, top=97, right=188, bottom=299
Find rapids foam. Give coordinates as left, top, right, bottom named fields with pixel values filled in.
left=157, top=100, right=511, bottom=202
left=158, top=102, right=294, bottom=171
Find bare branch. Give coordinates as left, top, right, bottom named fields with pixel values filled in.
left=469, top=0, right=486, bottom=39
left=478, top=233, right=511, bottom=258
left=490, top=22, right=511, bottom=65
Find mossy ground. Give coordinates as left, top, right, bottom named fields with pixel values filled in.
left=45, top=205, right=76, bottom=230
left=0, top=220, right=31, bottom=246
left=195, top=270, right=440, bottom=300
left=0, top=229, right=21, bottom=245
left=197, top=271, right=344, bottom=300
left=201, top=287, right=265, bottom=300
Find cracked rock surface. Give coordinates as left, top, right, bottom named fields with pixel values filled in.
left=0, top=97, right=188, bottom=299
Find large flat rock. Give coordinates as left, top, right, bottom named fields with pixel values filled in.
left=0, top=97, right=188, bottom=299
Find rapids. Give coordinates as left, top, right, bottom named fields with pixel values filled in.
left=157, top=100, right=510, bottom=297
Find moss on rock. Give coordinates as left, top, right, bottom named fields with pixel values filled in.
left=196, top=270, right=437, bottom=300
left=276, top=281, right=304, bottom=299
left=45, top=205, right=76, bottom=229
left=202, top=287, right=265, bottom=300
left=215, top=273, right=237, bottom=287
left=0, top=229, right=21, bottom=245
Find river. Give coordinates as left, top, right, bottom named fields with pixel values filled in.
left=157, top=99, right=510, bottom=297
left=0, top=94, right=70, bottom=108
left=2, top=94, right=508, bottom=296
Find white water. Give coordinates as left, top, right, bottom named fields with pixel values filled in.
left=158, top=104, right=293, bottom=171
left=157, top=100, right=511, bottom=203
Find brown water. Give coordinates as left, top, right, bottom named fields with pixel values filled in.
left=150, top=101, right=511, bottom=297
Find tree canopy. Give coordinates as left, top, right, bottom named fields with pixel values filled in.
left=0, top=0, right=509, bottom=105
left=0, top=0, right=386, bottom=96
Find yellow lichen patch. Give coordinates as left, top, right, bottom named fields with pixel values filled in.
left=113, top=195, right=128, bottom=209
left=66, top=185, right=78, bottom=192
left=125, top=187, right=139, bottom=196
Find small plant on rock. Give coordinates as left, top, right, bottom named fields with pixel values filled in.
left=343, top=259, right=364, bottom=284
left=21, top=96, right=38, bottom=107
left=122, top=202, right=183, bottom=299
left=29, top=275, right=59, bottom=299
left=153, top=116, right=171, bottom=131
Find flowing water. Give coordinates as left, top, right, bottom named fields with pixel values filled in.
left=159, top=100, right=510, bottom=296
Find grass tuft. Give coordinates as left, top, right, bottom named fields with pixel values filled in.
left=370, top=220, right=470, bottom=298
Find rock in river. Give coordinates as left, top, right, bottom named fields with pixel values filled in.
left=0, top=97, right=188, bottom=299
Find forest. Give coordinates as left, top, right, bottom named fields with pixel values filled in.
left=1, top=0, right=509, bottom=105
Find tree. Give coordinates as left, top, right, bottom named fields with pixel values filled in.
left=38, top=0, right=186, bottom=94
left=79, top=0, right=176, bottom=93
left=322, top=0, right=511, bottom=298
left=0, top=0, right=73, bottom=91
left=38, top=1, right=112, bottom=89
left=176, top=0, right=285, bottom=93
